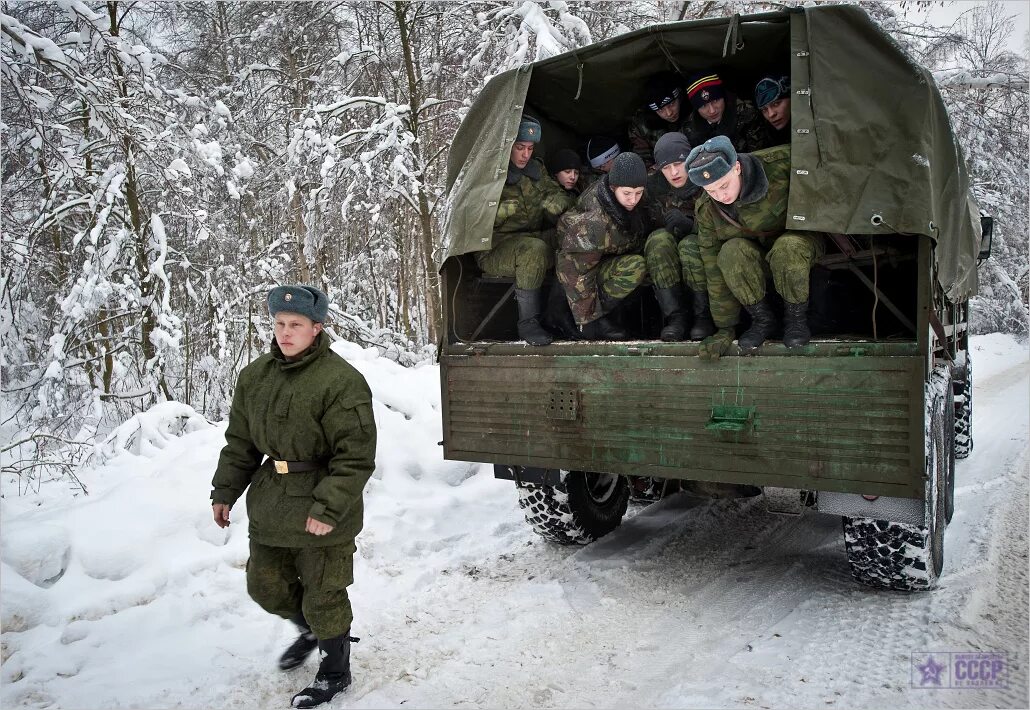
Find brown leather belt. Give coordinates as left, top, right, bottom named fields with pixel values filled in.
left=268, top=459, right=322, bottom=474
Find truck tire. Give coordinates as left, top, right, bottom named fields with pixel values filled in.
left=954, top=353, right=973, bottom=459
left=517, top=470, right=630, bottom=545
left=842, top=367, right=950, bottom=591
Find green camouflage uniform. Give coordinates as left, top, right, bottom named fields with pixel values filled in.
left=628, top=110, right=687, bottom=168
left=211, top=333, right=376, bottom=639
left=476, top=158, right=574, bottom=289
left=691, top=145, right=825, bottom=329
left=686, top=94, right=768, bottom=155
left=556, top=178, right=680, bottom=325
left=646, top=172, right=701, bottom=291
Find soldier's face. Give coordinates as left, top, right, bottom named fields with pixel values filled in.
left=613, top=186, right=645, bottom=211
left=702, top=161, right=743, bottom=204
left=598, top=157, right=616, bottom=173
left=275, top=313, right=322, bottom=360
left=697, top=98, right=725, bottom=124
left=761, top=98, right=791, bottom=130
left=655, top=97, right=681, bottom=123
left=510, top=141, right=535, bottom=169
left=661, top=161, right=688, bottom=188
left=555, top=168, right=579, bottom=189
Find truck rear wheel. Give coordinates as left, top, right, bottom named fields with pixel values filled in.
left=842, top=367, right=951, bottom=591
left=954, top=353, right=973, bottom=459
left=517, top=470, right=629, bottom=545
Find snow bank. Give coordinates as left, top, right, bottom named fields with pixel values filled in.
left=968, top=331, right=1028, bottom=382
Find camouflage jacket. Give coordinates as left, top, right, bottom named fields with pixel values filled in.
left=685, top=93, right=767, bottom=155
left=695, top=144, right=791, bottom=328
left=492, top=158, right=574, bottom=248
left=556, top=177, right=657, bottom=325
left=628, top=109, right=687, bottom=168
left=210, top=332, right=377, bottom=548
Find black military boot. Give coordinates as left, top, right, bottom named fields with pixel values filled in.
left=783, top=300, right=811, bottom=348
left=279, top=613, right=318, bottom=671
left=689, top=289, right=717, bottom=340
left=738, top=297, right=780, bottom=350
left=542, top=282, right=581, bottom=341
left=514, top=287, right=553, bottom=346
left=653, top=285, right=688, bottom=342
left=580, top=315, right=628, bottom=341
left=291, top=633, right=358, bottom=708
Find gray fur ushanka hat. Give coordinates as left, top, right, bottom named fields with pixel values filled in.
left=268, top=284, right=329, bottom=323
left=686, top=135, right=737, bottom=187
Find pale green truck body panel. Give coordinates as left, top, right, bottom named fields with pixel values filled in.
left=442, top=346, right=924, bottom=499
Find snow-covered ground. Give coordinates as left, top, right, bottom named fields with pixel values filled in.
left=2, top=334, right=1027, bottom=709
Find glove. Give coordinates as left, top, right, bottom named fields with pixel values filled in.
left=493, top=199, right=519, bottom=228
left=698, top=328, right=735, bottom=361
left=664, top=209, right=694, bottom=238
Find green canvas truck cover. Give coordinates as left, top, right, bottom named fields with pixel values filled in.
left=443, top=4, right=981, bottom=301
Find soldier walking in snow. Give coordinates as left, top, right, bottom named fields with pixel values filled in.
left=210, top=284, right=376, bottom=708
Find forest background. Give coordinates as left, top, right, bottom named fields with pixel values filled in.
left=2, top=0, right=1028, bottom=493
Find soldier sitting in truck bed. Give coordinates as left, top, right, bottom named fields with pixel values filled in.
left=683, top=69, right=767, bottom=154
left=647, top=132, right=717, bottom=340
left=628, top=71, right=688, bottom=169
left=686, top=136, right=824, bottom=360
left=753, top=73, right=792, bottom=148
left=556, top=152, right=687, bottom=341
left=477, top=115, right=575, bottom=346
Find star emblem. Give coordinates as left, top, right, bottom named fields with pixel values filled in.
left=284, top=293, right=293, bottom=301
left=917, top=656, right=947, bottom=686
left=702, top=170, right=711, bottom=179
left=528, top=127, right=536, bottom=135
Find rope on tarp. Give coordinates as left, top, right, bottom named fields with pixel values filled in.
left=722, top=14, right=743, bottom=57
left=653, top=27, right=684, bottom=76
left=566, top=44, right=585, bottom=101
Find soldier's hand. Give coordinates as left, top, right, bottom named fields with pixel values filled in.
left=212, top=503, right=231, bottom=528
left=305, top=517, right=335, bottom=536
left=493, top=199, right=519, bottom=228
left=698, top=328, right=735, bottom=361
left=664, top=209, right=694, bottom=238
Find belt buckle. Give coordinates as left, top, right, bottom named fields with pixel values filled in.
left=274, top=460, right=289, bottom=475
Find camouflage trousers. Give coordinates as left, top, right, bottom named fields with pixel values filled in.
left=598, top=229, right=681, bottom=301
left=719, top=232, right=825, bottom=305
left=678, top=234, right=707, bottom=292
left=246, top=539, right=355, bottom=639
left=475, top=231, right=556, bottom=289
left=684, top=231, right=824, bottom=326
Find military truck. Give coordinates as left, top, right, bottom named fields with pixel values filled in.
left=439, top=5, right=993, bottom=591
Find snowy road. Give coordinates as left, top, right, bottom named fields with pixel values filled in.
left=2, top=335, right=1027, bottom=709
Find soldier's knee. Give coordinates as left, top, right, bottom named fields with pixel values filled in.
left=516, top=238, right=553, bottom=268
left=678, top=236, right=700, bottom=261
left=623, top=254, right=647, bottom=277
left=246, top=566, right=289, bottom=614
left=645, top=229, right=676, bottom=252
left=717, top=238, right=756, bottom=270
left=769, top=233, right=821, bottom=266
